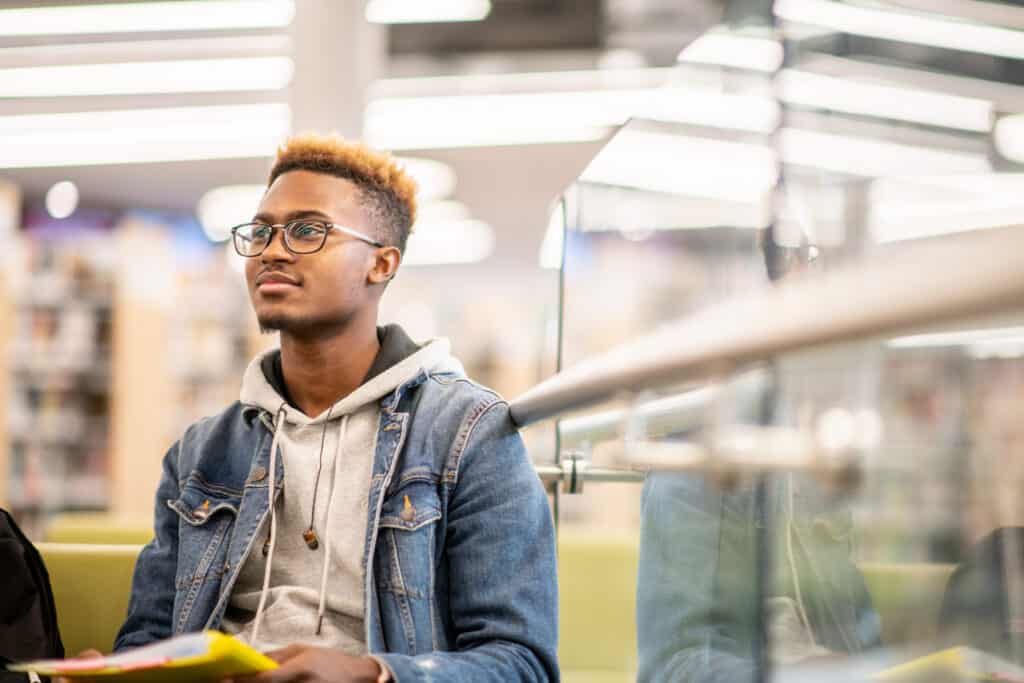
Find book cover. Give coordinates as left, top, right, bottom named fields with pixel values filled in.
left=7, top=631, right=277, bottom=682
left=875, top=646, right=1024, bottom=682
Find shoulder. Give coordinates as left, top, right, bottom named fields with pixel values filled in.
left=414, top=371, right=521, bottom=483
left=174, top=401, right=262, bottom=476
left=420, top=371, right=510, bottom=435
left=180, top=401, right=253, bottom=445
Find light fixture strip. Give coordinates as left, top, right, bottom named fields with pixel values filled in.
left=779, top=69, right=993, bottom=133
left=0, top=104, right=290, bottom=168
left=775, top=0, right=1024, bottom=61
left=888, top=326, right=1024, bottom=348
left=366, top=0, right=492, bottom=24
left=0, top=57, right=294, bottom=98
left=0, top=0, right=295, bottom=37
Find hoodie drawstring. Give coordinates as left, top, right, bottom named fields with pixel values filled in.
left=251, top=405, right=287, bottom=645
left=316, top=414, right=349, bottom=635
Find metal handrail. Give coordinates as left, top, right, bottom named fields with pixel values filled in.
left=557, top=369, right=767, bottom=447
left=510, top=224, right=1024, bottom=428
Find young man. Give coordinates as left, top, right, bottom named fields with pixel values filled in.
left=113, top=135, right=559, bottom=682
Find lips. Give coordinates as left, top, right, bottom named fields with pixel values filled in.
left=255, top=271, right=300, bottom=291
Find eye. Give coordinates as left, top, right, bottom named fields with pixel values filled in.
left=289, top=222, right=325, bottom=240
left=251, top=225, right=273, bottom=241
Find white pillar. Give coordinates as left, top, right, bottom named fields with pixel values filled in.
left=289, top=0, right=385, bottom=138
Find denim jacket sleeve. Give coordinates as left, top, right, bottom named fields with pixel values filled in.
left=636, top=473, right=758, bottom=683
left=113, top=441, right=182, bottom=651
left=374, top=401, right=559, bottom=683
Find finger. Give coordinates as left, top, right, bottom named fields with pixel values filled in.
left=77, top=650, right=104, bottom=659
left=264, top=644, right=306, bottom=664
left=243, top=657, right=306, bottom=683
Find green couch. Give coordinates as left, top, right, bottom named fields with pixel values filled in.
left=36, top=542, right=142, bottom=656
left=555, top=534, right=957, bottom=682
left=36, top=534, right=957, bottom=682
left=45, top=513, right=153, bottom=545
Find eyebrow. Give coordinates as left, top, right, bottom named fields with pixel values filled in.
left=251, top=209, right=333, bottom=223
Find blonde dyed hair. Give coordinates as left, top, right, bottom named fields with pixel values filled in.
left=269, top=133, right=418, bottom=251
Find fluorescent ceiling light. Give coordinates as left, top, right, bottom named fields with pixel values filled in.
left=198, top=185, right=267, bottom=242
left=0, top=0, right=295, bottom=37
left=365, top=87, right=777, bottom=149
left=870, top=174, right=1024, bottom=243
left=366, top=0, right=491, bottom=24
left=888, top=326, right=1024, bottom=348
left=995, top=114, right=1024, bottom=164
left=372, top=68, right=672, bottom=97
left=779, top=128, right=990, bottom=177
left=775, top=0, right=1024, bottom=60
left=580, top=129, right=777, bottom=204
left=0, top=57, right=293, bottom=98
left=779, top=69, right=993, bottom=133
left=396, top=157, right=456, bottom=202
left=0, top=104, right=289, bottom=168
left=796, top=54, right=1024, bottom=114
left=404, top=219, right=495, bottom=266
left=678, top=30, right=784, bottom=72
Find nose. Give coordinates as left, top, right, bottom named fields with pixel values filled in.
left=260, top=225, right=293, bottom=263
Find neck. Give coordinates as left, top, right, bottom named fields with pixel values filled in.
left=278, top=314, right=380, bottom=418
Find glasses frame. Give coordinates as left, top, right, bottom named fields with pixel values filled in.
left=230, top=220, right=385, bottom=257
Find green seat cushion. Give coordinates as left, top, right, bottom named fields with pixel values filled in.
left=558, top=532, right=639, bottom=675
left=859, top=562, right=956, bottom=646
left=36, top=542, right=142, bottom=655
left=46, top=513, right=153, bottom=545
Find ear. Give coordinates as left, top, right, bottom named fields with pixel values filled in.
left=367, top=246, right=401, bottom=285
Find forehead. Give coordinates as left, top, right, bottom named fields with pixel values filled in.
left=257, top=169, right=367, bottom=224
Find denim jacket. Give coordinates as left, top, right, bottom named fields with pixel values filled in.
left=114, top=369, right=559, bottom=682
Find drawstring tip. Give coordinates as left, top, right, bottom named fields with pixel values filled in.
left=316, top=615, right=324, bottom=636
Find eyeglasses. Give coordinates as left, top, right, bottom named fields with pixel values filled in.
left=230, top=220, right=384, bottom=257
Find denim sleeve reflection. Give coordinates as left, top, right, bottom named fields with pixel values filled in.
left=113, top=441, right=182, bottom=651
left=375, top=401, right=559, bottom=683
left=637, top=473, right=881, bottom=683
left=637, top=473, right=759, bottom=683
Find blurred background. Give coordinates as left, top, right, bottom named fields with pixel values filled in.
left=7, top=1, right=1024, bottom=681
left=0, top=0, right=696, bottom=534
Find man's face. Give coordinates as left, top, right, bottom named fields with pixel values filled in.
left=245, top=170, right=382, bottom=336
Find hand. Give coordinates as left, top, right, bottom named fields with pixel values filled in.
left=226, top=644, right=386, bottom=683
left=55, top=649, right=104, bottom=683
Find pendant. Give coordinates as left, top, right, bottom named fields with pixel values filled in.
left=303, top=527, right=320, bottom=550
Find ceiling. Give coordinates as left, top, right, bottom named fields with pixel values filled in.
left=0, top=0, right=694, bottom=268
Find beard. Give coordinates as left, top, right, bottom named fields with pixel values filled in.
left=257, top=307, right=356, bottom=339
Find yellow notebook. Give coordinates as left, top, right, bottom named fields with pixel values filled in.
left=875, top=646, right=1024, bottom=682
left=7, top=631, right=277, bottom=683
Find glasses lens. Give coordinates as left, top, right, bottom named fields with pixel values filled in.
left=284, top=221, right=328, bottom=253
left=234, top=223, right=271, bottom=257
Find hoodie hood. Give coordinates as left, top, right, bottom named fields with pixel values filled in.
left=240, top=327, right=463, bottom=426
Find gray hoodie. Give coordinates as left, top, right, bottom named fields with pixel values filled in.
left=221, top=327, right=463, bottom=653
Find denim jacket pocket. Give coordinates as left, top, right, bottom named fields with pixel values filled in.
left=375, top=474, right=442, bottom=652
left=168, top=476, right=241, bottom=593
left=379, top=475, right=442, bottom=532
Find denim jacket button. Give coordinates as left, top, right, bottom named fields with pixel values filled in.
left=193, top=501, right=210, bottom=522
left=249, top=467, right=267, bottom=483
left=400, top=495, right=416, bottom=523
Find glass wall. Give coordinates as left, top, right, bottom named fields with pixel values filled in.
left=554, top=1, right=1024, bottom=681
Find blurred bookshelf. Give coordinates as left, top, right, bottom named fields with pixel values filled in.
left=6, top=237, right=114, bottom=538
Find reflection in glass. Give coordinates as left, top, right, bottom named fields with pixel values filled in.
left=557, top=1, right=1024, bottom=681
